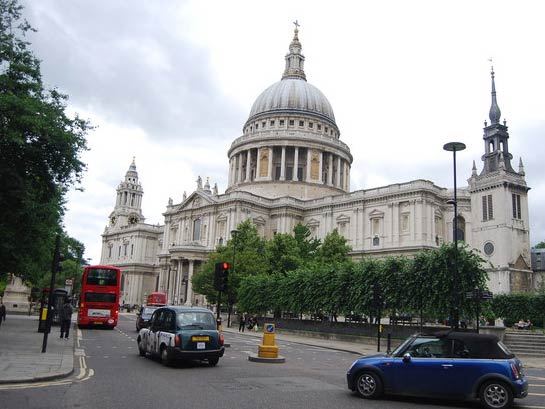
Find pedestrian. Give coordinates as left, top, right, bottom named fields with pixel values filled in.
left=60, top=298, right=73, bottom=339
left=238, top=312, right=246, bottom=332
left=0, top=301, right=6, bottom=328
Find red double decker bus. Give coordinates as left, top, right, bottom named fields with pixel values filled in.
left=146, top=292, right=167, bottom=306
left=77, top=265, right=121, bottom=329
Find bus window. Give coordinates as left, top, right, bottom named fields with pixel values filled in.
left=86, top=268, right=118, bottom=286
left=84, top=293, right=117, bottom=303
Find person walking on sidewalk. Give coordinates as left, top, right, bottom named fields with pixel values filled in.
left=0, top=301, right=6, bottom=328
left=238, top=312, right=247, bottom=332
left=60, top=299, right=73, bottom=339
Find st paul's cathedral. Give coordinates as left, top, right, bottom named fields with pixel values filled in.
left=100, top=26, right=533, bottom=307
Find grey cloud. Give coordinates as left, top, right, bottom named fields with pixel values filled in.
left=23, top=0, right=245, bottom=143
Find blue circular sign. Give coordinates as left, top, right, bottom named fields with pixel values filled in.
left=266, top=324, right=274, bottom=333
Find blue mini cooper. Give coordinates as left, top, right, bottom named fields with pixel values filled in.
left=347, top=331, right=528, bottom=409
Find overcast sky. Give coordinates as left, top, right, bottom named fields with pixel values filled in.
left=20, top=0, right=545, bottom=264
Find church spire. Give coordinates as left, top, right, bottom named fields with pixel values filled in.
left=489, top=65, right=502, bottom=125
left=479, top=66, right=515, bottom=175
left=282, top=21, right=306, bottom=81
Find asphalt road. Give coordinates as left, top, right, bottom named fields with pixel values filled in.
left=1, top=314, right=544, bottom=409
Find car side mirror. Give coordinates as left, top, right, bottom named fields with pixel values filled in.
left=403, top=353, right=412, bottom=363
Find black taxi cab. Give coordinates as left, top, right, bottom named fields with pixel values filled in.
left=137, top=306, right=224, bottom=366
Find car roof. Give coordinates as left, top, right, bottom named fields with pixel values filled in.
left=419, top=330, right=515, bottom=359
left=155, top=306, right=213, bottom=314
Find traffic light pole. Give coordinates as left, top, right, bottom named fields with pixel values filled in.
left=42, top=234, right=60, bottom=353
left=216, top=289, right=222, bottom=330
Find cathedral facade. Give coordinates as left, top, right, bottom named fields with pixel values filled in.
left=100, top=27, right=533, bottom=307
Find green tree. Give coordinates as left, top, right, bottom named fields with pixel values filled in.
left=37, top=232, right=85, bottom=295
left=192, top=219, right=268, bottom=304
left=266, top=233, right=301, bottom=275
left=315, top=229, right=352, bottom=264
left=293, top=223, right=321, bottom=263
left=534, top=241, right=545, bottom=249
left=0, top=0, right=90, bottom=282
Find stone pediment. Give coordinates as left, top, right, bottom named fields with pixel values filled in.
left=512, top=254, right=531, bottom=271
left=253, top=216, right=266, bottom=226
left=368, top=209, right=384, bottom=218
left=336, top=214, right=350, bottom=223
left=177, top=191, right=216, bottom=211
left=307, top=218, right=320, bottom=227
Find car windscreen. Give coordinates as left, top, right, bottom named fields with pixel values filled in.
left=391, top=336, right=415, bottom=356
left=84, top=292, right=116, bottom=303
left=142, top=307, right=158, bottom=316
left=177, top=312, right=216, bottom=330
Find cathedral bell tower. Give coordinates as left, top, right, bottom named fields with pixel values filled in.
left=108, top=157, right=145, bottom=227
left=468, top=67, right=532, bottom=293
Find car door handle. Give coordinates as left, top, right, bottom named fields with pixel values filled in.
left=441, top=364, right=454, bottom=368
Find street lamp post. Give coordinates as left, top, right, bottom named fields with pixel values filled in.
left=443, top=141, right=466, bottom=331
left=227, top=229, right=239, bottom=328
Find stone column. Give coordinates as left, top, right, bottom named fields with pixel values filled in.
left=245, top=149, right=251, bottom=181
left=319, top=151, right=323, bottom=183
left=328, top=154, right=333, bottom=185
left=237, top=153, right=243, bottom=184
left=176, top=259, right=184, bottom=305
left=336, top=157, right=341, bottom=187
left=267, top=147, right=273, bottom=180
left=280, top=146, right=286, bottom=180
left=185, top=260, right=195, bottom=306
left=306, top=150, right=312, bottom=182
left=293, top=147, right=299, bottom=181
left=256, top=150, right=262, bottom=180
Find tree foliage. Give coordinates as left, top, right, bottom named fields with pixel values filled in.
left=315, top=229, right=351, bottom=264
left=0, top=0, right=90, bottom=282
left=237, top=243, right=490, bottom=320
left=534, top=241, right=545, bottom=249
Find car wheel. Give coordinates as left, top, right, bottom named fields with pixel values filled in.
left=355, top=371, right=383, bottom=399
left=161, top=346, right=173, bottom=366
left=208, top=357, right=219, bottom=366
left=137, top=338, right=146, bottom=357
left=479, top=380, right=513, bottom=409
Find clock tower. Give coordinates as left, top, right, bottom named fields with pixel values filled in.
left=468, top=67, right=532, bottom=293
left=108, top=157, right=145, bottom=227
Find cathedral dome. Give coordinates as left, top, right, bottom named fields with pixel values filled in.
left=244, top=25, right=337, bottom=130
left=247, top=78, right=336, bottom=124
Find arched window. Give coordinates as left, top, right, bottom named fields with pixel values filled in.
left=193, top=219, right=201, bottom=241
left=455, top=216, right=465, bottom=242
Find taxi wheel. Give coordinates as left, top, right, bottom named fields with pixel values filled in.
left=208, top=357, right=219, bottom=366
left=137, top=339, right=146, bottom=357
left=161, top=346, right=173, bottom=366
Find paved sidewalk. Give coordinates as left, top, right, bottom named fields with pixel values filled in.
left=0, top=314, right=74, bottom=384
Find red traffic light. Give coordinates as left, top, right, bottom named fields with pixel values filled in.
left=222, top=262, right=230, bottom=270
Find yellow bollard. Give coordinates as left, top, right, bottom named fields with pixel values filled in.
left=258, top=323, right=279, bottom=358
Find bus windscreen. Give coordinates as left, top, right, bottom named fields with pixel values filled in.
left=84, top=292, right=117, bottom=303
left=86, top=268, right=118, bottom=286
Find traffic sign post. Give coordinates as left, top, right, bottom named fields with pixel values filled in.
left=466, top=289, right=493, bottom=333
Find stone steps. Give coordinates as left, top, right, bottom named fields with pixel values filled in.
left=503, top=330, right=545, bottom=357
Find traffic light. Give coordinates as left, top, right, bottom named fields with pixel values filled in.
left=214, top=262, right=230, bottom=292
